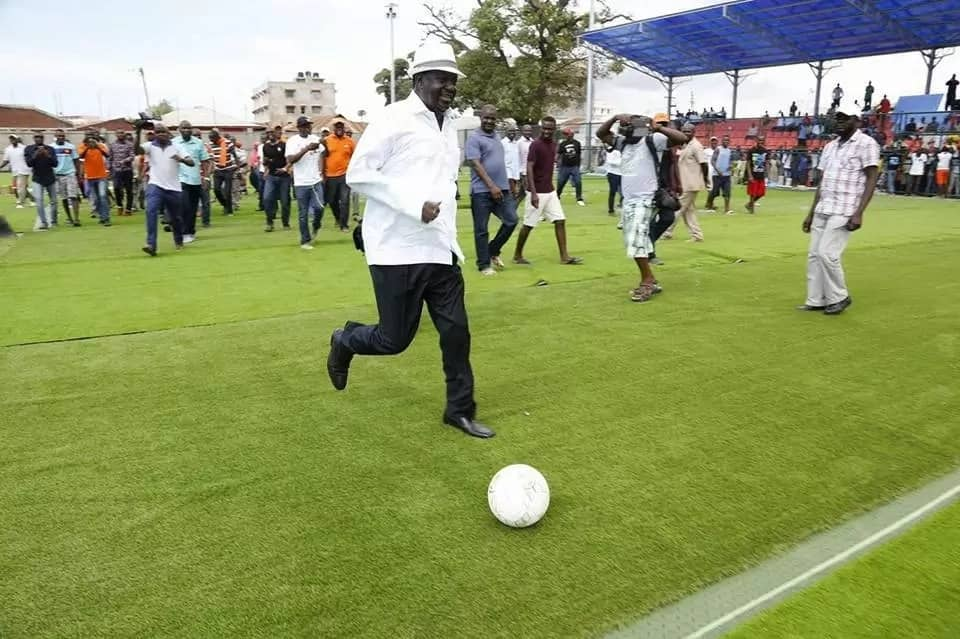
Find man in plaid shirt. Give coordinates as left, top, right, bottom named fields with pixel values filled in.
left=799, top=111, right=879, bottom=315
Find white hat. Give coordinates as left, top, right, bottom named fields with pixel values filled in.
left=410, top=41, right=464, bottom=77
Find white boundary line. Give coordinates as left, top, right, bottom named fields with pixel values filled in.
left=683, top=480, right=960, bottom=639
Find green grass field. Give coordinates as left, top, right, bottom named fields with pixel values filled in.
left=2, top=174, right=959, bottom=638
left=730, top=501, right=960, bottom=638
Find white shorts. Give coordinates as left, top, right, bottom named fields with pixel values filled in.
left=523, top=191, right=565, bottom=227
left=56, top=174, right=79, bottom=199
left=622, top=196, right=656, bottom=259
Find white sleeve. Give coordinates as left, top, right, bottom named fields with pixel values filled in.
left=346, top=116, right=423, bottom=220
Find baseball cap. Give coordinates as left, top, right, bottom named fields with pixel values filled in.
left=653, top=112, right=670, bottom=124
left=834, top=111, right=860, bottom=120
left=296, top=116, right=312, bottom=126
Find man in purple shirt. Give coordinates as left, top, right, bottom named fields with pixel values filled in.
left=465, top=104, right=518, bottom=276
left=512, top=116, right=582, bottom=265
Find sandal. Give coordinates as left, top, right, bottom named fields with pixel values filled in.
left=629, top=281, right=662, bottom=296
left=630, top=284, right=655, bottom=303
left=562, top=256, right=583, bottom=265
left=513, top=257, right=532, bottom=265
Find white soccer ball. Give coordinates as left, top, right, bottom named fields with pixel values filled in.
left=487, top=464, right=550, bottom=528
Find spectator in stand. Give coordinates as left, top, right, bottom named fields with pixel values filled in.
left=947, top=73, right=959, bottom=110
left=831, top=83, right=844, bottom=109
left=23, top=132, right=58, bottom=230
left=747, top=122, right=758, bottom=138
left=878, top=94, right=891, bottom=115
left=906, top=146, right=927, bottom=195
left=718, top=107, right=726, bottom=119
left=924, top=142, right=939, bottom=194
left=78, top=132, right=112, bottom=226
left=905, top=118, right=917, bottom=133
left=767, top=148, right=780, bottom=185
left=745, top=136, right=768, bottom=212
left=761, top=111, right=771, bottom=128
left=789, top=101, right=798, bottom=117
left=927, top=117, right=940, bottom=133
left=863, top=82, right=874, bottom=111
left=781, top=148, right=793, bottom=186
left=936, top=145, right=953, bottom=197
left=705, top=135, right=733, bottom=214
left=883, top=145, right=902, bottom=194
left=51, top=130, right=81, bottom=226
left=950, top=150, right=960, bottom=196
left=109, top=130, right=135, bottom=216
left=1, top=135, right=31, bottom=208
left=556, top=128, right=585, bottom=206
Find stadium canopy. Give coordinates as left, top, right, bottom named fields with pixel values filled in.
left=582, top=0, right=960, bottom=116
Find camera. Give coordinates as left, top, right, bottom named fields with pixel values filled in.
left=132, top=111, right=159, bottom=130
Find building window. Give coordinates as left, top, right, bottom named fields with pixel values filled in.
left=285, top=106, right=296, bottom=114
left=312, top=106, right=324, bottom=114
left=285, top=89, right=295, bottom=98
left=300, top=106, right=306, bottom=114
left=311, top=90, right=323, bottom=100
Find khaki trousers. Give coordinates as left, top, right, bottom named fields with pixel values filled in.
left=806, top=214, right=851, bottom=306
left=14, top=174, right=30, bottom=205
left=667, top=190, right=703, bottom=240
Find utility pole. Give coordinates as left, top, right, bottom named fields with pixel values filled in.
left=584, top=0, right=596, bottom=170
left=386, top=4, right=398, bottom=104
left=138, top=67, right=151, bottom=112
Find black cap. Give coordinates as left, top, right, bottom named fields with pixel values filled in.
left=835, top=111, right=861, bottom=120
left=296, top=116, right=312, bottom=126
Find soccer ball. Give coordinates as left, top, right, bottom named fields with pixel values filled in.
left=487, top=464, right=550, bottom=528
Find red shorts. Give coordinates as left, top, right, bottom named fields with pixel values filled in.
left=937, top=169, right=949, bottom=186
left=747, top=178, right=766, bottom=198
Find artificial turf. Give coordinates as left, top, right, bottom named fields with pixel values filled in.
left=728, top=500, right=960, bottom=638
left=1, top=175, right=959, bottom=638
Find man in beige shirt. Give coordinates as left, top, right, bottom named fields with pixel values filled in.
left=666, top=124, right=707, bottom=242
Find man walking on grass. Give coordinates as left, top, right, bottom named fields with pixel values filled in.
left=517, top=124, right=534, bottom=202
left=1, top=135, right=31, bottom=209
left=597, top=113, right=687, bottom=302
left=24, top=133, right=58, bottom=231
left=665, top=123, right=707, bottom=242
left=705, top=135, right=733, bottom=214
left=798, top=112, right=879, bottom=316
left=513, top=116, right=583, bottom=266
left=51, top=130, right=81, bottom=227
left=323, top=121, right=356, bottom=232
left=261, top=127, right=292, bottom=231
left=556, top=128, right=586, bottom=206
left=110, top=130, right=136, bottom=216
left=175, top=121, right=210, bottom=244
left=466, top=104, right=518, bottom=276
left=285, top=115, right=325, bottom=250
left=78, top=132, right=111, bottom=226
left=208, top=129, right=238, bottom=216
left=327, top=41, right=494, bottom=439
left=135, top=124, right=195, bottom=256
left=745, top=136, right=768, bottom=213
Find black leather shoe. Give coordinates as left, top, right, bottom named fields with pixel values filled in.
left=796, top=304, right=825, bottom=311
left=443, top=414, right=495, bottom=439
left=824, top=297, right=852, bottom=315
left=327, top=329, right=353, bottom=390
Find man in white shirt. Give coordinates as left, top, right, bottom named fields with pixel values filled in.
left=596, top=113, right=687, bottom=302
left=936, top=146, right=953, bottom=198
left=906, top=148, right=927, bottom=196
left=799, top=112, right=879, bottom=315
left=1, top=135, right=31, bottom=208
left=328, top=42, right=493, bottom=439
left=285, top=115, right=326, bottom=249
left=134, top=124, right=195, bottom=256
left=517, top=124, right=534, bottom=202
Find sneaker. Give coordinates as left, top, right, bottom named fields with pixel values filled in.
left=480, top=267, right=497, bottom=276
left=491, top=256, right=505, bottom=270
left=175, top=244, right=183, bottom=251
left=616, top=222, right=623, bottom=230
left=102, top=221, right=112, bottom=227
left=182, top=235, right=195, bottom=244
left=577, top=200, right=586, bottom=207
left=725, top=210, right=735, bottom=216
left=300, top=243, right=315, bottom=250
left=72, top=222, right=81, bottom=227
left=265, top=225, right=274, bottom=232
left=650, top=257, right=664, bottom=265
left=142, top=245, right=157, bottom=256
left=163, top=224, right=171, bottom=232
left=35, top=225, right=49, bottom=232
left=16, top=204, right=24, bottom=209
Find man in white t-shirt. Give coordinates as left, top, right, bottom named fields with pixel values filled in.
left=134, top=124, right=195, bottom=256
left=703, top=136, right=717, bottom=194
left=285, top=115, right=325, bottom=250
left=1, top=135, right=31, bottom=207
left=596, top=113, right=687, bottom=302
left=936, top=146, right=953, bottom=197
left=516, top=124, right=534, bottom=202
left=906, top=148, right=927, bottom=196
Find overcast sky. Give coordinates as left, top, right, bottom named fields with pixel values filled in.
left=1, top=0, right=954, bottom=123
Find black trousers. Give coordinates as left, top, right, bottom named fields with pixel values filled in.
left=213, top=169, right=235, bottom=214
left=648, top=207, right=676, bottom=259
left=324, top=175, right=350, bottom=229
left=340, top=260, right=475, bottom=418
left=180, top=184, right=202, bottom=235
left=113, top=170, right=134, bottom=210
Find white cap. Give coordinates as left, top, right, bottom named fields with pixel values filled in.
left=410, top=41, right=464, bottom=78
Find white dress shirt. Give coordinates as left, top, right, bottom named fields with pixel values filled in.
left=501, top=137, right=520, bottom=181
left=518, top=136, right=533, bottom=175
left=347, top=94, right=464, bottom=266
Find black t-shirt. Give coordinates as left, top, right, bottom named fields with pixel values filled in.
left=557, top=139, right=582, bottom=167
left=261, top=140, right=288, bottom=176
left=885, top=151, right=902, bottom=168
left=24, top=144, right=57, bottom=186
left=746, top=147, right=767, bottom=180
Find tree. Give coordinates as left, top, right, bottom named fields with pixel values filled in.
left=374, top=54, right=415, bottom=105
left=419, top=0, right=628, bottom=124
left=148, top=99, right=174, bottom=118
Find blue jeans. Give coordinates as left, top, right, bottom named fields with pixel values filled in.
left=556, top=165, right=582, bottom=200
left=145, top=184, right=183, bottom=249
left=87, top=178, right=110, bottom=222
left=470, top=191, right=518, bottom=270
left=263, top=174, right=292, bottom=227
left=199, top=181, right=211, bottom=225
left=293, top=183, right=323, bottom=245
left=886, top=169, right=898, bottom=194
left=32, top=181, right=57, bottom=227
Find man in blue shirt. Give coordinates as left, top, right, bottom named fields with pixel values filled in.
left=51, top=129, right=81, bottom=226
left=465, top=104, right=518, bottom=275
left=705, top=135, right=733, bottom=214
left=174, top=120, right=210, bottom=244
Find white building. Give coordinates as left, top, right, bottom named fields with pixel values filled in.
left=251, top=72, right=337, bottom=126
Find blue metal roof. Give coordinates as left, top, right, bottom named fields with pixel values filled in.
left=583, top=0, right=960, bottom=78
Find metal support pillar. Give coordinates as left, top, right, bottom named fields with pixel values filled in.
left=921, top=48, right=953, bottom=95
left=808, top=60, right=837, bottom=117
left=584, top=0, right=596, bottom=170
left=666, top=76, right=675, bottom=116
left=724, top=69, right=753, bottom=119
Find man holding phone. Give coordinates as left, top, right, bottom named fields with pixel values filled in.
left=135, top=124, right=195, bottom=256
left=78, top=132, right=112, bottom=226
left=597, top=113, right=687, bottom=302
left=285, top=116, right=325, bottom=250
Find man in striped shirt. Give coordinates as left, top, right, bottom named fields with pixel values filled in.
left=207, top=129, right=238, bottom=215
left=799, top=112, right=879, bottom=316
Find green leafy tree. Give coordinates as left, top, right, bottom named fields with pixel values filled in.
left=374, top=53, right=415, bottom=105
left=148, top=99, right=174, bottom=118
left=419, top=0, right=627, bottom=123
